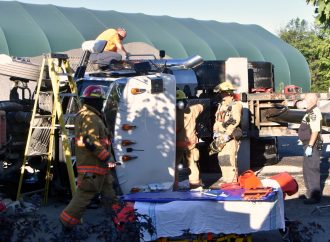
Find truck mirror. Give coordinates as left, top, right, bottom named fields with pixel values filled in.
left=241, top=92, right=248, bottom=102
left=159, top=50, right=165, bottom=59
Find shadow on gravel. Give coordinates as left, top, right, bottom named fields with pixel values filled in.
left=283, top=195, right=330, bottom=242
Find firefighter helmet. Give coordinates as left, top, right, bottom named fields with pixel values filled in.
left=215, top=81, right=235, bottom=93
left=176, top=90, right=187, bottom=100
left=82, top=85, right=107, bottom=99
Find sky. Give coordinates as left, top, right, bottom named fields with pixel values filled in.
left=1, top=0, right=316, bottom=35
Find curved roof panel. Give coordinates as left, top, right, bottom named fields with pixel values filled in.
left=22, top=4, right=85, bottom=52
left=56, top=7, right=107, bottom=40
left=0, top=2, right=51, bottom=56
left=150, top=16, right=216, bottom=59
left=119, top=13, right=188, bottom=58
left=0, top=27, right=9, bottom=55
left=251, top=25, right=311, bottom=91
left=0, top=1, right=311, bottom=91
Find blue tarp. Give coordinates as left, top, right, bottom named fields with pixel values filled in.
left=122, top=188, right=277, bottom=203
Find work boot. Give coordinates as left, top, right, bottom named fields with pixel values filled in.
left=59, top=220, right=74, bottom=234
left=190, top=181, right=203, bottom=190
left=209, top=178, right=224, bottom=190
left=303, top=191, right=321, bottom=205
left=62, top=225, right=73, bottom=234
left=298, top=194, right=307, bottom=200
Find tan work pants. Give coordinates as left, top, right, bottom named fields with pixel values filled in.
left=217, top=139, right=238, bottom=182
left=175, top=147, right=200, bottom=187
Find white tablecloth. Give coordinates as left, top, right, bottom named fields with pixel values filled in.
left=135, top=179, right=285, bottom=241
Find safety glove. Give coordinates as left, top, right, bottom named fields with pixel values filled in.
left=304, top=145, right=313, bottom=157
left=221, top=134, right=231, bottom=143
left=213, top=132, right=219, bottom=139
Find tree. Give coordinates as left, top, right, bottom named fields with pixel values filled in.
left=278, top=18, right=330, bottom=92
left=306, top=0, right=330, bottom=27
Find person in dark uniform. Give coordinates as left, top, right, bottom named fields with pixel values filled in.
left=298, top=93, right=323, bottom=204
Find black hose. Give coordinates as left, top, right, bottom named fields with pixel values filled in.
left=265, top=105, right=288, bottom=118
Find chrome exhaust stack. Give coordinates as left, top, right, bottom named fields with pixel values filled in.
left=152, top=55, right=204, bottom=69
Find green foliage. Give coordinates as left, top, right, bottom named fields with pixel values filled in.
left=278, top=18, right=330, bottom=92
left=0, top=199, right=155, bottom=242
left=306, top=0, right=330, bottom=27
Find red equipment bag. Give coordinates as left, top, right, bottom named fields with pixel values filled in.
left=112, top=202, right=135, bottom=231
left=238, top=170, right=262, bottom=189
left=269, top=172, right=299, bottom=196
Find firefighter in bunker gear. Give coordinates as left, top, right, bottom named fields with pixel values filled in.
left=60, top=85, right=118, bottom=228
left=298, top=93, right=322, bottom=204
left=175, top=90, right=204, bottom=189
left=211, top=81, right=242, bottom=188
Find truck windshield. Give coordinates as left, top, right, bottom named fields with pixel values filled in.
left=103, top=81, right=126, bottom=135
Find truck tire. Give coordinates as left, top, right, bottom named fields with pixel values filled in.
left=0, top=101, right=23, bottom=112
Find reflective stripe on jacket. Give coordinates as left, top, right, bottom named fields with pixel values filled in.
left=76, top=165, right=108, bottom=175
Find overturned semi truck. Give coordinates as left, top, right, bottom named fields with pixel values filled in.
left=72, top=40, right=330, bottom=194
left=0, top=40, right=329, bottom=196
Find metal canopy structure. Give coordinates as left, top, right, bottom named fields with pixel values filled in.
left=0, top=1, right=310, bottom=91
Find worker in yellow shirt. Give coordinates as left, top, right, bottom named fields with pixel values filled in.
left=96, top=28, right=129, bottom=56
left=92, top=28, right=129, bottom=70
